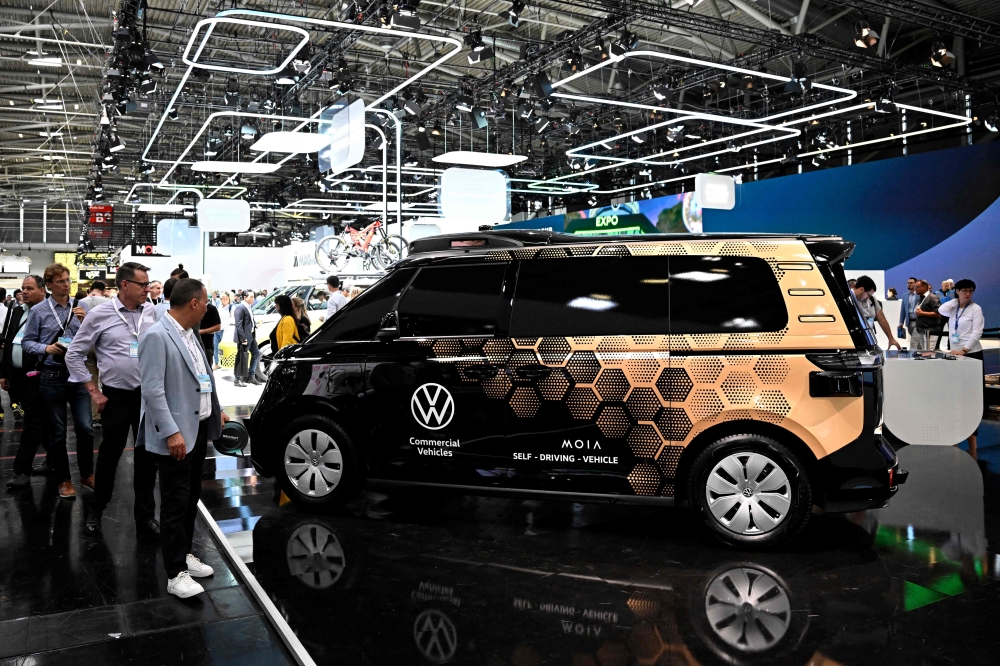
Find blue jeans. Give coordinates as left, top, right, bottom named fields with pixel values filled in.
left=39, top=369, right=94, bottom=482
left=213, top=330, right=223, bottom=365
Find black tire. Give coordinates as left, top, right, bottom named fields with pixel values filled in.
left=687, top=433, right=812, bottom=548
left=275, top=415, right=364, bottom=509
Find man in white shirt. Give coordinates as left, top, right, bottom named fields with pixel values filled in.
left=325, top=275, right=348, bottom=321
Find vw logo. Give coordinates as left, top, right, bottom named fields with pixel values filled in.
left=742, top=488, right=754, bottom=498
left=411, top=383, right=455, bottom=431
left=413, top=609, right=457, bottom=663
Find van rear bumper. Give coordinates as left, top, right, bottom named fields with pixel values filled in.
left=815, top=432, right=907, bottom=513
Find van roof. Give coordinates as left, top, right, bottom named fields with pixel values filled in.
left=407, top=230, right=844, bottom=256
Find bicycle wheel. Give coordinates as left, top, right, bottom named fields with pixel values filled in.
left=315, top=236, right=352, bottom=272
left=372, top=235, right=409, bottom=270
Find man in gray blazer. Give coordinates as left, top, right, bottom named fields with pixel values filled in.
left=138, top=278, right=229, bottom=598
left=232, top=291, right=260, bottom=387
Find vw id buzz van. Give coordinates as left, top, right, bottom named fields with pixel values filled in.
left=222, top=231, right=908, bottom=547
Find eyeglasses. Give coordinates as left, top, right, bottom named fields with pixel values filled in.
left=123, top=279, right=151, bottom=289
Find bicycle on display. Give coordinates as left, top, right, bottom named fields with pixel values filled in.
left=314, top=218, right=409, bottom=272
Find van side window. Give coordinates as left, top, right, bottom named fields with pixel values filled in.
left=314, top=269, right=415, bottom=342
left=398, top=264, right=507, bottom=337
left=669, top=255, right=787, bottom=333
left=510, top=257, right=671, bottom=336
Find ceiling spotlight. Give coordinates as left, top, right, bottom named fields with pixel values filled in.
left=609, top=29, right=638, bottom=58
left=853, top=21, right=879, bottom=49
left=986, top=113, right=999, bottom=132
left=640, top=188, right=652, bottom=200
left=139, top=73, right=156, bottom=94
left=465, top=31, right=494, bottom=64
left=874, top=95, right=897, bottom=114
left=533, top=116, right=550, bottom=133
left=784, top=61, right=811, bottom=94
left=292, top=44, right=312, bottom=74
left=588, top=195, right=598, bottom=206
left=530, top=72, right=553, bottom=98
left=631, top=132, right=646, bottom=144
left=145, top=50, right=164, bottom=70
left=651, top=82, right=673, bottom=104
left=564, top=121, right=580, bottom=135
left=930, top=41, right=955, bottom=67
left=391, top=0, right=422, bottom=30
left=403, top=94, right=423, bottom=116
left=240, top=124, right=259, bottom=141
left=516, top=103, right=533, bottom=119
left=568, top=157, right=582, bottom=170
left=471, top=106, right=488, bottom=129
left=455, top=95, right=474, bottom=112
left=224, top=78, right=240, bottom=105
left=109, top=133, right=125, bottom=152
left=167, top=106, right=179, bottom=121
left=417, top=120, right=427, bottom=133
left=139, top=161, right=154, bottom=175
left=430, top=121, right=443, bottom=136
left=499, top=0, right=525, bottom=27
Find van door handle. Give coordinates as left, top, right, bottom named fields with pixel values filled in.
left=464, top=364, right=499, bottom=380
left=515, top=365, right=551, bottom=380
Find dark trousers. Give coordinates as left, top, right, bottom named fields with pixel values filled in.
left=39, top=369, right=94, bottom=482
left=11, top=373, right=47, bottom=475
left=153, top=419, right=208, bottom=579
left=233, top=338, right=260, bottom=380
left=92, top=385, right=158, bottom=524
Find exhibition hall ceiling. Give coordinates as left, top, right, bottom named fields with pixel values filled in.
left=1, top=0, right=999, bottom=241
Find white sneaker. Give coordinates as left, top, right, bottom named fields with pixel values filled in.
left=186, top=554, right=215, bottom=578
left=167, top=571, right=204, bottom=598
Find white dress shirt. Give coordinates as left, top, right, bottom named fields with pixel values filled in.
left=165, top=312, right=212, bottom=419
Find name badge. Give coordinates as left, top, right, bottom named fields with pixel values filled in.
left=129, top=341, right=139, bottom=358
left=58, top=336, right=72, bottom=347
left=198, top=373, right=212, bottom=393
left=950, top=330, right=962, bottom=345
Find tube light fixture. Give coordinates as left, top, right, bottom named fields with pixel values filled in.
left=137, top=204, right=186, bottom=213
left=191, top=161, right=282, bottom=173
left=249, top=131, right=330, bottom=153
left=432, top=151, right=528, bottom=167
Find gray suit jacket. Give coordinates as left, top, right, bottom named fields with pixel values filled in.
left=233, top=302, right=254, bottom=344
left=137, top=316, right=222, bottom=456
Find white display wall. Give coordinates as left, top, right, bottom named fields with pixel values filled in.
left=121, top=245, right=286, bottom=293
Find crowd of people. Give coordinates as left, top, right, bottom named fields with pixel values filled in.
left=0, top=262, right=232, bottom=599
left=851, top=274, right=986, bottom=459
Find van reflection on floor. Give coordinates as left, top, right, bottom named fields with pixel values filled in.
left=250, top=509, right=875, bottom=666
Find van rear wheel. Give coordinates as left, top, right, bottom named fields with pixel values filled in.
left=276, top=415, right=363, bottom=508
left=688, top=434, right=811, bottom=548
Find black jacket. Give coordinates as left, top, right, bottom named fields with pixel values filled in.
left=0, top=305, right=33, bottom=380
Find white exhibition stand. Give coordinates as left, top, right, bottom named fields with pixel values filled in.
left=883, top=351, right=983, bottom=444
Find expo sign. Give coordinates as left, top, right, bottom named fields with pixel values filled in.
left=595, top=215, right=619, bottom=228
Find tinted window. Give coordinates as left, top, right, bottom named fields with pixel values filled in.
left=669, top=255, right=787, bottom=333
left=510, top=257, right=670, bottom=336
left=313, top=269, right=415, bottom=342
left=398, top=264, right=507, bottom=337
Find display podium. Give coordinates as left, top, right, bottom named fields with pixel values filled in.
left=883, top=351, right=983, bottom=445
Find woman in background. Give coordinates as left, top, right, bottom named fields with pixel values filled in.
left=291, top=296, right=312, bottom=342
left=939, top=279, right=985, bottom=459
left=272, top=295, right=300, bottom=350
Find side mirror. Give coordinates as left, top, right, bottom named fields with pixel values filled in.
left=376, top=311, right=400, bottom=340
left=215, top=421, right=249, bottom=457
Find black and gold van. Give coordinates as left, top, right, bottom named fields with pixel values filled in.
left=229, top=231, right=907, bottom=547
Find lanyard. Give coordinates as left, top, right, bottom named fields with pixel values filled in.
left=46, top=297, right=72, bottom=332
left=114, top=302, right=142, bottom=338
left=953, top=304, right=970, bottom=332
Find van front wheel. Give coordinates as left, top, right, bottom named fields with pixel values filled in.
left=688, top=434, right=812, bottom=548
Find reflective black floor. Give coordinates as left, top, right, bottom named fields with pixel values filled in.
left=0, top=402, right=294, bottom=666
left=199, top=416, right=1000, bottom=666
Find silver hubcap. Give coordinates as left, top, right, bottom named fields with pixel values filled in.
left=705, top=566, right=791, bottom=652
left=286, top=524, right=346, bottom=589
left=705, top=452, right=791, bottom=535
left=284, top=429, right=343, bottom=497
